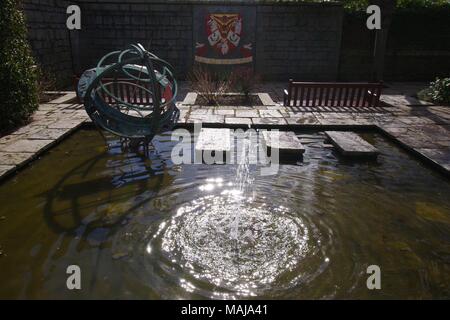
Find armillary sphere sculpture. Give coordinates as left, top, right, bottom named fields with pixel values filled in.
left=77, top=43, right=179, bottom=149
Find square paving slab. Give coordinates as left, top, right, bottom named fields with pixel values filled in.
left=0, top=165, right=14, bottom=177
left=262, top=131, right=305, bottom=155
left=0, top=139, right=54, bottom=153
left=325, top=131, right=379, bottom=157
left=195, top=128, right=232, bottom=152
left=0, top=152, right=33, bottom=166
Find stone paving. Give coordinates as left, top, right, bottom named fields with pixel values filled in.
left=0, top=82, right=449, bottom=181
left=0, top=92, right=88, bottom=178
left=176, top=82, right=450, bottom=176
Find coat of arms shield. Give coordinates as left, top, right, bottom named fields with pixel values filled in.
left=194, top=6, right=255, bottom=65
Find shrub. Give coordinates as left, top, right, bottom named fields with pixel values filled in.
left=36, top=65, right=57, bottom=103
left=0, top=0, right=39, bottom=134
left=230, top=67, right=261, bottom=100
left=418, top=77, right=450, bottom=104
left=188, top=66, right=232, bottom=106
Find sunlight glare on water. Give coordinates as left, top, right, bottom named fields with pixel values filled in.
left=147, top=134, right=312, bottom=297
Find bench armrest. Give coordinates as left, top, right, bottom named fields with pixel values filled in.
left=283, top=89, right=289, bottom=106
left=365, top=89, right=382, bottom=107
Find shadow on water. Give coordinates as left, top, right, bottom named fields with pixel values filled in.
left=41, top=147, right=169, bottom=236
left=36, top=136, right=177, bottom=294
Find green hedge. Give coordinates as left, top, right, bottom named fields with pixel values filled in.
left=418, top=77, right=450, bottom=104
left=342, top=0, right=450, bottom=11
left=0, top=0, right=38, bottom=134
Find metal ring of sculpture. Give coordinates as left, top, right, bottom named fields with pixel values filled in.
left=77, top=43, right=179, bottom=140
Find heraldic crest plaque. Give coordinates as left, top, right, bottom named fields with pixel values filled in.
left=193, top=6, right=256, bottom=65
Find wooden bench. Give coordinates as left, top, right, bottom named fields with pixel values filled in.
left=74, top=75, right=158, bottom=106
left=283, top=80, right=383, bottom=108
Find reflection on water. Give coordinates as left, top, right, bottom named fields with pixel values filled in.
left=0, top=129, right=449, bottom=299
left=154, top=193, right=311, bottom=298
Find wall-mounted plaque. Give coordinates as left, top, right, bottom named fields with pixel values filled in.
left=193, top=6, right=256, bottom=66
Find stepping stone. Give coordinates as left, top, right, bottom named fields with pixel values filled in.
left=195, top=128, right=232, bottom=164
left=261, top=131, right=305, bottom=155
left=325, top=131, right=379, bottom=157
left=195, top=128, right=231, bottom=152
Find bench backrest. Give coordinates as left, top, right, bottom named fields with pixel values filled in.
left=285, top=80, right=383, bottom=108
left=74, top=76, right=154, bottom=105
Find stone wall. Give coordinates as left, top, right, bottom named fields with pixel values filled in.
left=22, top=1, right=449, bottom=85
left=75, top=1, right=193, bottom=79
left=74, top=1, right=343, bottom=81
left=337, top=13, right=374, bottom=81
left=22, top=0, right=74, bottom=88
left=22, top=0, right=343, bottom=82
left=339, top=10, right=450, bottom=81
left=256, top=4, right=343, bottom=81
